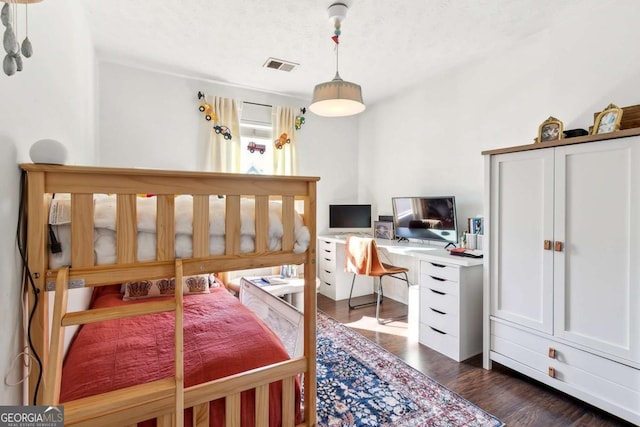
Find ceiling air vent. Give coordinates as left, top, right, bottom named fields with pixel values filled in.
left=263, top=57, right=298, bottom=72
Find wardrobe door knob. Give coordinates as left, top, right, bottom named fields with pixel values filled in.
left=554, top=241, right=563, bottom=252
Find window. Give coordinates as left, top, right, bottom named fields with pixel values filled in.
left=238, top=104, right=297, bottom=176
left=240, top=120, right=273, bottom=174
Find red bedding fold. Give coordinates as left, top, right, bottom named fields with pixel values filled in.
left=60, top=286, right=301, bottom=426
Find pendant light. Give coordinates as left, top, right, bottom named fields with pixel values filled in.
left=309, top=2, right=365, bottom=117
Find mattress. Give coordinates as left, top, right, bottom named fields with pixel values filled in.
left=48, top=195, right=311, bottom=269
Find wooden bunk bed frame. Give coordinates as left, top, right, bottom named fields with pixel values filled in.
left=20, top=163, right=319, bottom=427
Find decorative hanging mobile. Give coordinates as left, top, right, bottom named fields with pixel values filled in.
left=196, top=91, right=233, bottom=140
left=332, top=16, right=341, bottom=45
left=295, top=107, right=306, bottom=130
left=197, top=91, right=217, bottom=121
left=274, top=132, right=291, bottom=149
left=246, top=141, right=266, bottom=154
left=21, top=1, right=31, bottom=58
left=214, top=125, right=232, bottom=140
left=2, top=0, right=35, bottom=76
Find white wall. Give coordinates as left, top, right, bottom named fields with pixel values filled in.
left=96, top=61, right=360, bottom=231
left=0, top=0, right=95, bottom=404
left=359, top=1, right=640, bottom=234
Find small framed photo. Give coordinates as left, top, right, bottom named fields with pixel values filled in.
left=471, top=217, right=484, bottom=235
left=593, top=103, right=623, bottom=135
left=536, top=116, right=564, bottom=143
left=374, top=221, right=393, bottom=240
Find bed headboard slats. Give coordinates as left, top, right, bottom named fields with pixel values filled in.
left=70, top=194, right=94, bottom=267
left=281, top=196, right=295, bottom=252
left=116, top=194, right=137, bottom=264
left=282, top=376, right=296, bottom=425
left=156, top=195, right=176, bottom=261
left=225, top=196, right=241, bottom=255
left=192, top=195, right=210, bottom=257
left=254, top=384, right=269, bottom=425
left=225, top=393, right=241, bottom=426
left=192, top=402, right=209, bottom=426
left=254, top=195, right=269, bottom=253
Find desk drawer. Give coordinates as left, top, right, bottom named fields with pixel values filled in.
left=421, top=286, right=458, bottom=315
left=421, top=275, right=459, bottom=296
left=421, top=260, right=459, bottom=282
left=318, top=254, right=336, bottom=271
left=318, top=268, right=336, bottom=284
left=319, top=240, right=335, bottom=254
left=423, top=307, right=459, bottom=337
left=419, top=323, right=459, bottom=360
left=319, top=267, right=335, bottom=283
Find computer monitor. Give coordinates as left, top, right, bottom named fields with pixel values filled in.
left=328, top=204, right=372, bottom=233
left=392, top=196, right=458, bottom=244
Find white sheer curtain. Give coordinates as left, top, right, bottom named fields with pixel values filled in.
left=272, top=106, right=298, bottom=176
left=209, top=96, right=242, bottom=173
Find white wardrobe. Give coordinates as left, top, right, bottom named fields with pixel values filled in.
left=482, top=130, right=640, bottom=424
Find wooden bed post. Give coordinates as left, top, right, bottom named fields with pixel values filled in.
left=25, top=170, right=48, bottom=405
left=42, top=267, right=69, bottom=405
left=174, top=259, right=185, bottom=427
left=304, top=181, right=318, bottom=426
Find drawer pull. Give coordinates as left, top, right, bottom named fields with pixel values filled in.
left=324, top=249, right=331, bottom=253
left=548, top=347, right=556, bottom=359
left=430, top=307, right=446, bottom=315
left=429, top=275, right=446, bottom=282
left=324, top=258, right=331, bottom=261
left=548, top=367, right=555, bottom=378
left=429, top=288, right=445, bottom=295
left=429, top=326, right=446, bottom=335
left=324, top=269, right=331, bottom=274
left=430, top=262, right=446, bottom=268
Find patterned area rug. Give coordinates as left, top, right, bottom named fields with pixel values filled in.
left=316, top=312, right=504, bottom=427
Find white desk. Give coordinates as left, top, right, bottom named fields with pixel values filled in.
left=318, top=234, right=483, bottom=264
left=227, top=275, right=320, bottom=311
left=317, top=234, right=483, bottom=361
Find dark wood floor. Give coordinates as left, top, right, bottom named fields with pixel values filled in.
left=317, top=292, right=635, bottom=427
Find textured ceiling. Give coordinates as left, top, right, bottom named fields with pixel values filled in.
left=79, top=0, right=603, bottom=106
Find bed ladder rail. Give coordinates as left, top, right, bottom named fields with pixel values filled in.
left=42, top=262, right=186, bottom=427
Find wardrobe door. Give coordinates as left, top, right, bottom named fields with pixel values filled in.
left=490, top=149, right=554, bottom=334
left=554, top=138, right=640, bottom=362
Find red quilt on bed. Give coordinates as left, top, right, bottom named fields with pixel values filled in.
left=60, top=285, right=301, bottom=426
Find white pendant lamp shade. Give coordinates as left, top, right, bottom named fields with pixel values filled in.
left=309, top=2, right=365, bottom=117
left=310, top=73, right=365, bottom=117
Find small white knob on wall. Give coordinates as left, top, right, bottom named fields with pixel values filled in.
left=29, top=139, right=68, bottom=165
